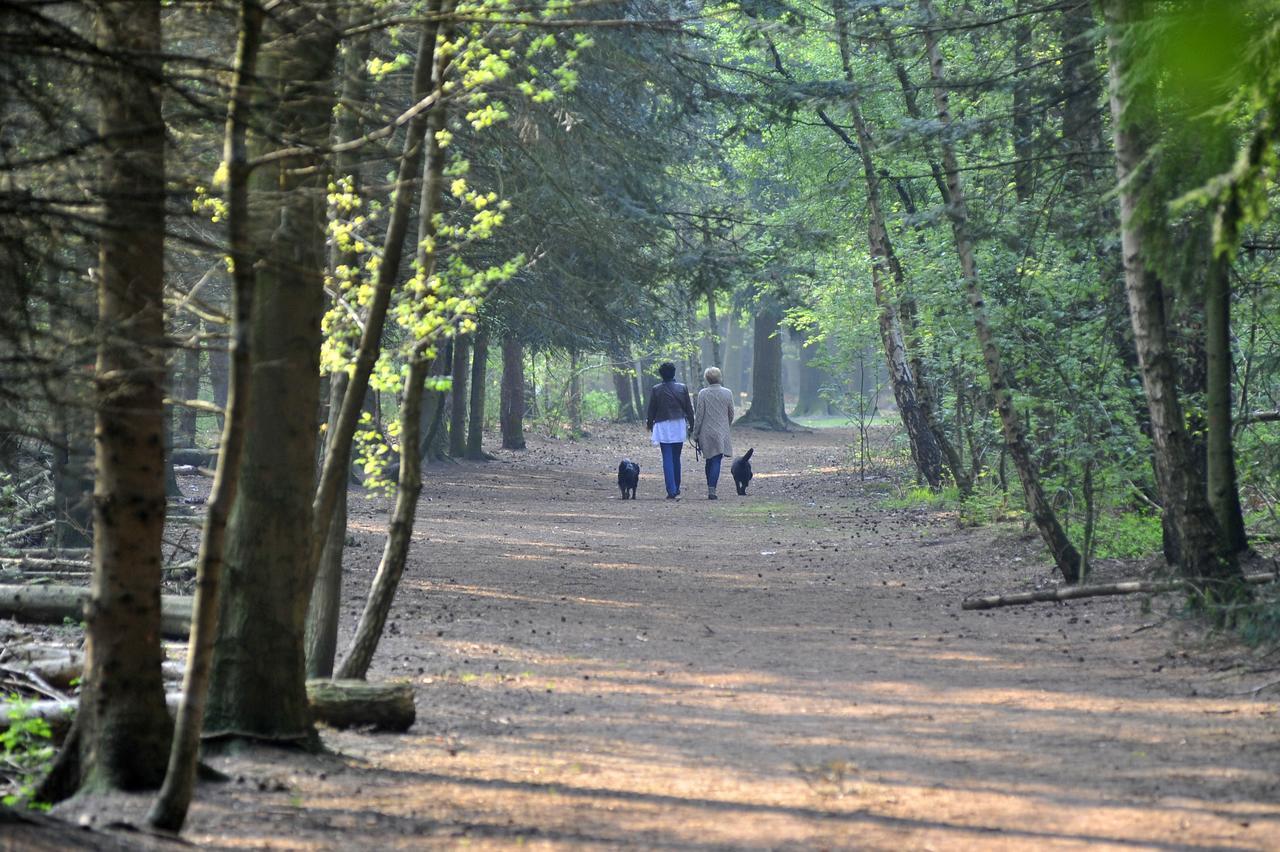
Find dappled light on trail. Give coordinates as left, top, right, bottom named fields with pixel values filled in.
left=169, top=425, right=1280, bottom=849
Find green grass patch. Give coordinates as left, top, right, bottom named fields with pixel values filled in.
left=1087, top=510, right=1163, bottom=559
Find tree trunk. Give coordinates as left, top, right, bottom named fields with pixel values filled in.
left=921, top=0, right=1081, bottom=583
left=792, top=329, right=830, bottom=418
left=72, top=0, right=172, bottom=796
left=723, top=313, right=745, bottom=395
left=208, top=333, right=229, bottom=435
left=1102, top=0, right=1240, bottom=596
left=1011, top=0, right=1035, bottom=203
left=568, top=348, right=583, bottom=436
left=174, top=339, right=200, bottom=448
left=707, top=291, right=722, bottom=369
left=147, top=4, right=262, bottom=826
left=305, top=371, right=348, bottom=678
left=630, top=358, right=645, bottom=418
left=307, top=2, right=447, bottom=591
left=334, top=22, right=453, bottom=679
left=467, top=326, right=489, bottom=459
left=500, top=335, right=526, bottom=449
left=1205, top=253, right=1248, bottom=555
left=205, top=3, right=339, bottom=749
left=335, top=356, right=428, bottom=680
left=449, top=334, right=470, bottom=457
left=52, top=404, right=93, bottom=549
left=735, top=305, right=791, bottom=430
left=611, top=352, right=638, bottom=422
left=1059, top=0, right=1104, bottom=189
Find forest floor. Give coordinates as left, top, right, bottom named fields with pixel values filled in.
left=25, top=423, right=1280, bottom=849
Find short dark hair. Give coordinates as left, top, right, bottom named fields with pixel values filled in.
left=658, top=362, right=676, bottom=381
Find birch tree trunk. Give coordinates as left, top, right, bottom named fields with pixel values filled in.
left=920, top=0, right=1081, bottom=583
left=1101, top=0, right=1241, bottom=592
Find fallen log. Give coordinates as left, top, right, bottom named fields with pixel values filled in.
left=170, top=447, right=218, bottom=467
left=0, top=584, right=193, bottom=638
left=0, top=647, right=185, bottom=690
left=0, top=681, right=414, bottom=740
left=306, top=679, right=416, bottom=732
left=0, top=555, right=91, bottom=573
left=962, top=571, right=1279, bottom=611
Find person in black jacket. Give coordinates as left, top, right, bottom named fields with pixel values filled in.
left=645, top=362, right=695, bottom=499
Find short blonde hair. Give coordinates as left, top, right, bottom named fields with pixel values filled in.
left=704, top=366, right=722, bottom=384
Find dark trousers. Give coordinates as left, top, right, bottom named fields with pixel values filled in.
left=659, top=442, right=683, bottom=497
left=705, top=453, right=723, bottom=487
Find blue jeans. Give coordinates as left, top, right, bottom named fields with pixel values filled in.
left=705, top=453, right=723, bottom=487
left=659, top=442, right=683, bottom=497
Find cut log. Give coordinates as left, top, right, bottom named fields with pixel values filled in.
left=306, top=679, right=415, bottom=732
left=1, top=681, right=412, bottom=742
left=0, top=584, right=192, bottom=638
left=962, top=571, right=1278, bottom=610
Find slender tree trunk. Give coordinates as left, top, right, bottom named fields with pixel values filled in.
left=302, top=10, right=373, bottom=681
left=611, top=348, right=638, bottom=421
left=52, top=403, right=93, bottom=549
left=1011, top=0, right=1035, bottom=203
left=736, top=304, right=791, bottom=430
left=332, top=4, right=454, bottom=677
left=77, top=0, right=171, bottom=793
left=147, top=2, right=261, bottom=827
left=823, top=8, right=946, bottom=486
left=305, top=371, right=348, bottom=678
left=793, top=329, right=829, bottom=417
left=706, top=291, right=722, bottom=369
left=449, top=334, right=470, bottom=457
left=208, top=319, right=229, bottom=433
left=334, top=356, right=428, bottom=679
left=568, top=348, right=583, bottom=436
left=921, top=0, right=1081, bottom=582
left=500, top=335, right=526, bottom=449
left=175, top=337, right=200, bottom=447
left=308, top=1, right=446, bottom=586
left=467, top=326, right=489, bottom=459
left=205, top=3, right=339, bottom=747
left=1205, top=254, right=1248, bottom=555
left=630, top=357, right=645, bottom=417
left=1101, top=0, right=1240, bottom=592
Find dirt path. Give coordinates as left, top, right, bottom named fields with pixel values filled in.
left=62, top=425, right=1280, bottom=849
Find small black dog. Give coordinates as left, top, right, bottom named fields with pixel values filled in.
left=731, top=447, right=754, bottom=495
left=617, top=458, right=640, bottom=499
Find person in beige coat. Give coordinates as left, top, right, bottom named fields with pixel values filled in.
left=692, top=366, right=735, bottom=499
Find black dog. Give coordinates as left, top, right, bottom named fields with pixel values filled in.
left=617, top=459, right=640, bottom=499
left=731, top=448, right=754, bottom=496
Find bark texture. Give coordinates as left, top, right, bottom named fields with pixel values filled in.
left=206, top=3, right=339, bottom=747
left=500, top=335, right=526, bottom=449
left=76, top=0, right=172, bottom=793
left=921, top=0, right=1081, bottom=583
left=1102, top=0, right=1240, bottom=592
left=736, top=305, right=790, bottom=430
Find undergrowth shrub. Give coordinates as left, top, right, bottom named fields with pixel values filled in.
left=1, top=696, right=55, bottom=809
